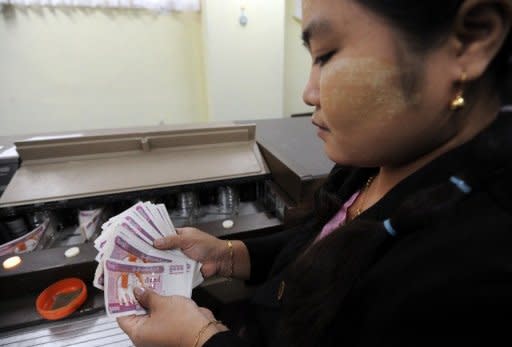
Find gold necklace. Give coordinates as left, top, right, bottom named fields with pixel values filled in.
left=351, top=175, right=376, bottom=219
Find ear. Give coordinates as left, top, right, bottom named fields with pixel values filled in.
left=452, top=0, right=512, bottom=80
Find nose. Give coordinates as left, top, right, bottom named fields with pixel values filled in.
left=303, top=67, right=320, bottom=108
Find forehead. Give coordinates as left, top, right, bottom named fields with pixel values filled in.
left=302, top=0, right=353, bottom=22
left=301, top=0, right=373, bottom=35
left=301, top=0, right=400, bottom=46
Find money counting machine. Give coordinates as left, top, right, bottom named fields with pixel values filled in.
left=0, top=117, right=332, bottom=336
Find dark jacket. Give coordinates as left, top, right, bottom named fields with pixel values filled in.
left=205, top=110, right=512, bottom=347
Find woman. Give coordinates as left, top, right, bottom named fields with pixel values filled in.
left=118, top=0, right=512, bottom=346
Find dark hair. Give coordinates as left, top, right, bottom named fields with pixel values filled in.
left=280, top=2, right=512, bottom=346
left=357, top=0, right=512, bottom=102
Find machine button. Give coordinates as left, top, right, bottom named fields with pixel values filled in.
left=64, top=247, right=80, bottom=258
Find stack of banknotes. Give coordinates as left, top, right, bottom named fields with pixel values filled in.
left=93, top=202, right=204, bottom=318
left=0, top=219, right=50, bottom=257
left=79, top=208, right=104, bottom=241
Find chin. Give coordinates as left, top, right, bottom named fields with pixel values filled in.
left=324, top=147, right=349, bottom=165
left=324, top=145, right=369, bottom=167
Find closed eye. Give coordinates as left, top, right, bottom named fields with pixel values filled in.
left=314, top=51, right=336, bottom=66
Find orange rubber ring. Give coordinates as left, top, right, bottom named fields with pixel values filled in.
left=35, top=278, right=87, bottom=320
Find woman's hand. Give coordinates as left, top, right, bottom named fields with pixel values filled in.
left=153, top=227, right=230, bottom=278
left=117, top=287, right=227, bottom=347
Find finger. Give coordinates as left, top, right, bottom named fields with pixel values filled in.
left=153, top=235, right=181, bottom=250
left=198, top=307, right=215, bottom=320
left=134, top=287, right=165, bottom=310
left=200, top=263, right=217, bottom=278
left=176, top=227, right=198, bottom=235
left=117, top=315, right=139, bottom=335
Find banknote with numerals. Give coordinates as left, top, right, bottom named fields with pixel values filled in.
left=93, top=202, right=203, bottom=315
left=104, top=258, right=195, bottom=317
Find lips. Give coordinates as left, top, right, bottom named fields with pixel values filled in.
left=312, top=118, right=330, bottom=132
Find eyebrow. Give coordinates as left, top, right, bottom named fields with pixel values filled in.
left=302, top=19, right=333, bottom=49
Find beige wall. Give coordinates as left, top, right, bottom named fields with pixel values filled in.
left=284, top=0, right=312, bottom=117
left=0, top=1, right=310, bottom=137
left=201, top=0, right=285, bottom=122
left=0, top=7, right=206, bottom=136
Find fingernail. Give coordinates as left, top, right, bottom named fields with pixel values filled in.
left=153, top=239, right=164, bottom=248
left=134, top=286, right=145, bottom=297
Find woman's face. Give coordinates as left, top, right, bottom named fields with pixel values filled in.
left=303, top=0, right=456, bottom=167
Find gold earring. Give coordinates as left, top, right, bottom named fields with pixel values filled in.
left=450, top=72, right=467, bottom=111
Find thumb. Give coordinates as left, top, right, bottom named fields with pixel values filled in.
left=153, top=235, right=182, bottom=250
left=133, top=287, right=161, bottom=309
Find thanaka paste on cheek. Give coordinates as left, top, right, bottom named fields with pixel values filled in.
left=320, top=58, right=416, bottom=127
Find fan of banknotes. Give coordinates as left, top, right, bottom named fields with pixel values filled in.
left=93, top=202, right=204, bottom=318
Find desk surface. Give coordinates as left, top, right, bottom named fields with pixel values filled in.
left=247, top=117, right=334, bottom=179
